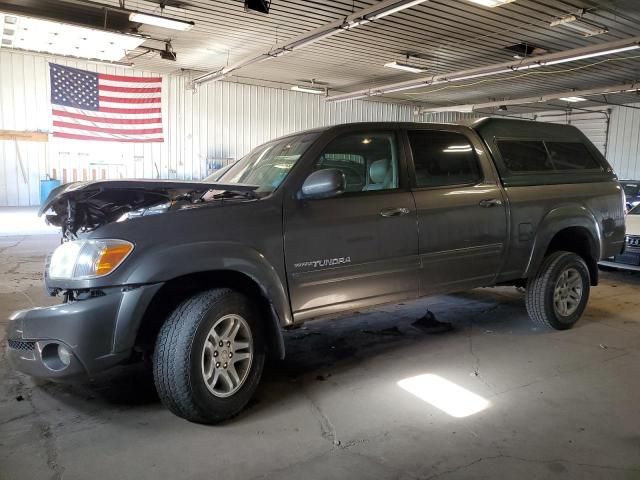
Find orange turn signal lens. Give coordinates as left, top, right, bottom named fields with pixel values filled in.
left=95, top=243, right=134, bottom=276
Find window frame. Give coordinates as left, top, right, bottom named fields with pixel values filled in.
left=403, top=127, right=485, bottom=191
left=495, top=137, right=605, bottom=176
left=302, top=128, right=410, bottom=198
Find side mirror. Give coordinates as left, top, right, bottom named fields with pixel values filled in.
left=300, top=169, right=346, bottom=200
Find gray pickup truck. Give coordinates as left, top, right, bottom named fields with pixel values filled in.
left=6, top=118, right=625, bottom=423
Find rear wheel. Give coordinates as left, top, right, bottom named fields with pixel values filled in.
left=153, top=288, right=265, bottom=423
left=525, top=251, right=590, bottom=330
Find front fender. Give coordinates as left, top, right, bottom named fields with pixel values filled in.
left=524, top=205, right=601, bottom=278
left=124, top=241, right=293, bottom=327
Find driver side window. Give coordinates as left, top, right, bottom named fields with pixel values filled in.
left=314, top=132, right=399, bottom=193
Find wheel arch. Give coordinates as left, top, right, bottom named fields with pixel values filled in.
left=133, top=269, right=286, bottom=360
left=115, top=242, right=290, bottom=360
left=525, top=206, right=601, bottom=286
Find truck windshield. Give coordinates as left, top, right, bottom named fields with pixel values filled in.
left=204, top=132, right=318, bottom=193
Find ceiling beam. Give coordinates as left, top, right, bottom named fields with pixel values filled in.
left=326, top=36, right=640, bottom=103
left=418, top=82, right=640, bottom=113
left=191, top=0, right=429, bottom=85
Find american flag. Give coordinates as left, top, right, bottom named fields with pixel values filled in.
left=49, top=63, right=163, bottom=142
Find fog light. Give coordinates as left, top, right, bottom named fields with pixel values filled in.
left=58, top=345, right=71, bottom=367
left=41, top=342, right=72, bottom=371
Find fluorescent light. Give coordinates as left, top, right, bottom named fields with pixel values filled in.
left=545, top=45, right=640, bottom=65
left=564, top=22, right=608, bottom=37
left=291, top=85, right=324, bottom=94
left=550, top=14, right=608, bottom=37
left=558, top=96, right=587, bottom=102
left=398, top=374, right=490, bottom=418
left=0, top=13, right=144, bottom=62
left=466, top=0, right=516, bottom=7
left=384, top=61, right=426, bottom=73
left=368, top=0, right=429, bottom=20
left=129, top=12, right=194, bottom=31
left=424, top=105, right=474, bottom=113
left=384, top=84, right=423, bottom=93
left=550, top=14, right=577, bottom=26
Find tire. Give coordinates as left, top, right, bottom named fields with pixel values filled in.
left=153, top=288, right=265, bottom=424
left=525, top=251, right=590, bottom=330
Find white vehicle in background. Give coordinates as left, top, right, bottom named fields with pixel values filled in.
left=599, top=204, right=640, bottom=272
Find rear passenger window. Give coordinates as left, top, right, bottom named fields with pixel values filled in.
left=497, top=140, right=552, bottom=172
left=545, top=142, right=602, bottom=170
left=408, top=131, right=481, bottom=188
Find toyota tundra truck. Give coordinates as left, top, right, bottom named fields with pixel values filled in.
left=6, top=118, right=626, bottom=423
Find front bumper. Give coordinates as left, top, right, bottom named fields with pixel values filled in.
left=6, top=283, right=163, bottom=379
left=598, top=244, right=640, bottom=272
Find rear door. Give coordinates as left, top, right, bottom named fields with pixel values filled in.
left=404, top=127, right=508, bottom=294
left=283, top=128, right=420, bottom=321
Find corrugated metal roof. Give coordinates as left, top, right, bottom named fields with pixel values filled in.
left=1, top=0, right=640, bottom=110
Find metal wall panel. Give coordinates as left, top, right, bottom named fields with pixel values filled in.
left=0, top=51, right=414, bottom=206
left=535, top=109, right=611, bottom=156
left=607, top=102, right=640, bottom=180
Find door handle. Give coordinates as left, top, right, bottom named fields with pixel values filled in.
left=479, top=198, right=503, bottom=208
left=380, top=207, right=411, bottom=217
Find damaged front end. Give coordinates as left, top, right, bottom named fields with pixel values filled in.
left=39, top=179, right=257, bottom=239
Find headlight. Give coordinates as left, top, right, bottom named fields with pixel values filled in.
left=49, top=239, right=134, bottom=280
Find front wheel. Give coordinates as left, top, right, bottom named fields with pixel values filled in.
left=153, top=288, right=265, bottom=423
left=525, top=251, right=590, bottom=330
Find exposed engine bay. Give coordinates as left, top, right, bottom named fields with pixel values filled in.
left=39, top=180, right=258, bottom=239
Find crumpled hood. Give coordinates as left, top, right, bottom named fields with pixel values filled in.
left=39, top=179, right=257, bottom=238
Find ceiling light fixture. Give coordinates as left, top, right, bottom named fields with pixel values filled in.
left=544, top=45, right=639, bottom=65
left=466, top=0, right=516, bottom=7
left=291, top=85, right=325, bottom=94
left=327, top=36, right=640, bottom=103
left=367, top=0, right=428, bottom=19
left=550, top=12, right=608, bottom=37
left=0, top=12, right=144, bottom=62
left=384, top=61, right=427, bottom=73
left=129, top=12, right=194, bottom=31
left=419, top=83, right=639, bottom=114
left=558, top=96, right=587, bottom=102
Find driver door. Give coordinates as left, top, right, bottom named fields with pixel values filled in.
left=283, top=129, right=420, bottom=321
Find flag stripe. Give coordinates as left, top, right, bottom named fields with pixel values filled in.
left=53, top=117, right=162, bottom=129
left=98, top=90, right=162, bottom=99
left=54, top=126, right=163, bottom=139
left=98, top=73, right=161, bottom=83
left=99, top=85, right=162, bottom=94
left=55, top=105, right=161, bottom=118
left=99, top=95, right=161, bottom=104
left=99, top=79, right=163, bottom=89
left=99, top=106, right=162, bottom=114
left=54, top=132, right=164, bottom=142
left=53, top=109, right=162, bottom=124
left=53, top=120, right=163, bottom=135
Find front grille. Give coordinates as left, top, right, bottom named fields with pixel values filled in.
left=7, top=339, right=36, bottom=351
left=625, top=235, right=640, bottom=250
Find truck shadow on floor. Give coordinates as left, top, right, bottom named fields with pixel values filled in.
left=32, top=286, right=621, bottom=420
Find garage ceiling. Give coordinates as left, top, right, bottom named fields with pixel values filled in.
left=1, top=0, right=640, bottom=112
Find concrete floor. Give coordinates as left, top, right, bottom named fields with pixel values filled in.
left=0, top=208, right=58, bottom=236
left=1, top=235, right=640, bottom=480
